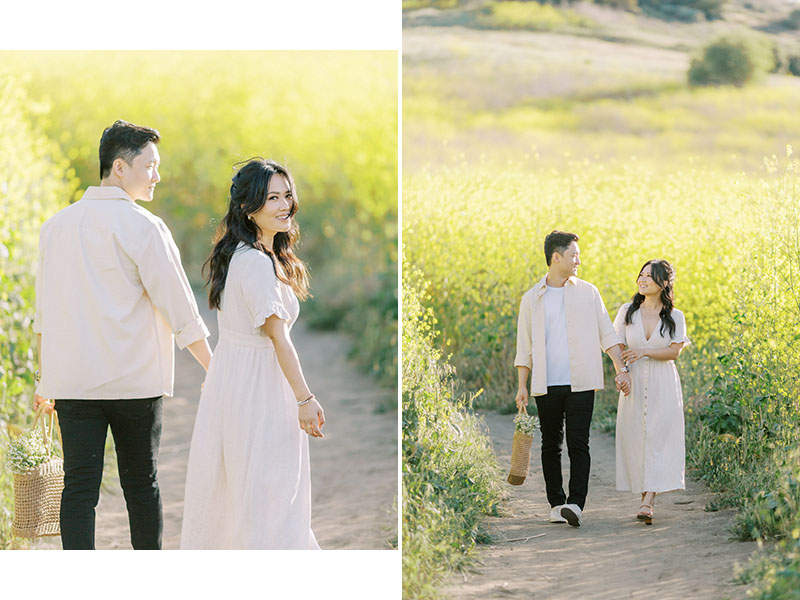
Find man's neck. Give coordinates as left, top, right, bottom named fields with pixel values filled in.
left=545, top=271, right=569, bottom=288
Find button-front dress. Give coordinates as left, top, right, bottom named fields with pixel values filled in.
left=181, top=242, right=319, bottom=549
left=613, top=304, right=691, bottom=494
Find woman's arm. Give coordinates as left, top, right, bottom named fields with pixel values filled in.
left=261, top=314, right=325, bottom=437
left=622, top=342, right=684, bottom=363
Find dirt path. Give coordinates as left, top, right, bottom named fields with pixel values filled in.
left=36, top=296, right=397, bottom=550
left=444, top=411, right=758, bottom=599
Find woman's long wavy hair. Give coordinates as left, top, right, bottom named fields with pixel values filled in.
left=624, top=259, right=676, bottom=338
left=204, top=158, right=310, bottom=310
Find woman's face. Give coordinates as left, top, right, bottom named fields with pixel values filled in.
left=250, top=174, right=293, bottom=240
left=637, top=264, right=662, bottom=297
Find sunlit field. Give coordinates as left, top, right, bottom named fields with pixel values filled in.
left=403, top=8, right=800, bottom=598
left=0, top=50, right=397, bottom=548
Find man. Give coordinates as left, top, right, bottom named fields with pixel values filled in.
left=33, top=120, right=212, bottom=549
left=514, top=230, right=631, bottom=527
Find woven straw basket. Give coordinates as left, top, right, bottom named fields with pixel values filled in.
left=12, top=407, right=64, bottom=538
left=507, top=406, right=534, bottom=486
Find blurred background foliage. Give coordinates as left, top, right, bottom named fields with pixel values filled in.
left=404, top=1, right=800, bottom=597
left=0, top=51, right=397, bottom=548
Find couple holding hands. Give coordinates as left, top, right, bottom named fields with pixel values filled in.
left=515, top=230, right=690, bottom=527
left=32, top=120, right=324, bottom=550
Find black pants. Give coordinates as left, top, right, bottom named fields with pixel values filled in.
left=55, top=397, right=163, bottom=550
left=535, top=386, right=594, bottom=510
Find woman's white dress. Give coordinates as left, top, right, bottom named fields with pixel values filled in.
left=181, top=242, right=319, bottom=549
left=613, top=304, right=690, bottom=495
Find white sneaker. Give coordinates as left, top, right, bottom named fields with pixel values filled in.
left=560, top=504, right=582, bottom=527
left=549, top=505, right=567, bottom=523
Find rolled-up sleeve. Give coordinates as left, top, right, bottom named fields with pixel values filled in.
left=134, top=222, right=209, bottom=349
left=595, top=288, right=622, bottom=351
left=514, top=294, right=533, bottom=369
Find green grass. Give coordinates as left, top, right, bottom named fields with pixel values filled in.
left=402, top=260, right=505, bottom=599
left=404, top=18, right=800, bottom=597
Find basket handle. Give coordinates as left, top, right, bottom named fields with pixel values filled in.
left=31, top=404, right=61, bottom=453
left=517, top=402, right=528, bottom=416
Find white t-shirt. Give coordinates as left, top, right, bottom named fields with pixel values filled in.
left=543, top=285, right=571, bottom=386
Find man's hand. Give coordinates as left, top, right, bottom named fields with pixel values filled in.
left=34, top=394, right=55, bottom=414
left=515, top=387, right=529, bottom=411
left=614, top=372, right=632, bottom=396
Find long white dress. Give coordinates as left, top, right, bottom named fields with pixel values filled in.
left=613, top=304, right=690, bottom=495
left=181, top=242, right=319, bottom=549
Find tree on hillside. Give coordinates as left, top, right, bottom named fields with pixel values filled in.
left=688, top=34, right=775, bottom=87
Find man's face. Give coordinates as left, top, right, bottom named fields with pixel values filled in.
left=554, top=241, right=580, bottom=277
left=118, top=142, right=160, bottom=202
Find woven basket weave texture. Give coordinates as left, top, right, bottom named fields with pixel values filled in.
left=508, top=431, right=533, bottom=486
left=12, top=457, right=64, bottom=538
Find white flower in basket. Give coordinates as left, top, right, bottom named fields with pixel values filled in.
left=6, top=428, right=59, bottom=474
left=513, top=412, right=539, bottom=437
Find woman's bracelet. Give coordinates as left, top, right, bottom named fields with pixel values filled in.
left=297, top=393, right=315, bottom=407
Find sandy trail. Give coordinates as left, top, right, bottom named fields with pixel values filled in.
left=444, top=411, right=758, bottom=599
left=35, top=296, right=397, bottom=550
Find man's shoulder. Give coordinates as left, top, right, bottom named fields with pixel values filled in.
left=571, top=276, right=597, bottom=291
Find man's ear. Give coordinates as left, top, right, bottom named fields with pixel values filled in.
left=113, top=157, right=127, bottom=178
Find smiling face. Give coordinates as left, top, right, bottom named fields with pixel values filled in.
left=637, top=263, right=662, bottom=297
left=250, top=174, right=293, bottom=242
left=117, top=142, right=160, bottom=202
left=552, top=241, right=581, bottom=279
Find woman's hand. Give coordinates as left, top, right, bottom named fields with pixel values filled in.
left=515, top=387, right=529, bottom=411
left=621, top=347, right=646, bottom=364
left=298, top=398, right=325, bottom=438
left=34, top=394, right=55, bottom=415
left=615, top=372, right=632, bottom=396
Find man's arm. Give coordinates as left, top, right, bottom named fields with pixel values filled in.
left=187, top=338, right=212, bottom=372
left=605, top=344, right=631, bottom=395
left=134, top=223, right=210, bottom=367
left=514, top=295, right=533, bottom=409
left=515, top=366, right=530, bottom=409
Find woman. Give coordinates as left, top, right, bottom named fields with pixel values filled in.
left=612, top=259, right=689, bottom=525
left=181, top=158, right=325, bottom=549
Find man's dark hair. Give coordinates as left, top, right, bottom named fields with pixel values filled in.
left=544, top=230, right=579, bottom=266
left=99, top=120, right=160, bottom=179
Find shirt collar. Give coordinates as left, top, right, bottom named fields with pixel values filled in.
left=80, top=186, right=135, bottom=202
left=534, top=273, right=578, bottom=295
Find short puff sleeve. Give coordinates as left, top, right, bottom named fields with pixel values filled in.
left=239, top=252, right=291, bottom=330
left=612, top=303, right=629, bottom=345
left=670, top=309, right=691, bottom=346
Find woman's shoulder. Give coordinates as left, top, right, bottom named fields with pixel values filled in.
left=669, top=307, right=685, bottom=320
left=232, top=243, right=278, bottom=278
left=616, top=301, right=633, bottom=313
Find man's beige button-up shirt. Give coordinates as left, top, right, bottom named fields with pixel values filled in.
left=33, top=186, right=209, bottom=399
left=514, top=274, right=622, bottom=397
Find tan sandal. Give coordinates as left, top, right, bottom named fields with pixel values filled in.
left=637, top=504, right=654, bottom=525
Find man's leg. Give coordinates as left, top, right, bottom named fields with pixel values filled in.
left=55, top=400, right=108, bottom=550
left=564, top=390, right=595, bottom=510
left=535, top=386, right=569, bottom=508
left=106, top=397, right=163, bottom=550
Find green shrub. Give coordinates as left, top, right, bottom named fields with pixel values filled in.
left=0, top=74, right=77, bottom=548
left=786, top=8, right=800, bottom=30
left=688, top=34, right=775, bottom=87
left=402, top=259, right=504, bottom=599
left=788, top=54, right=800, bottom=77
